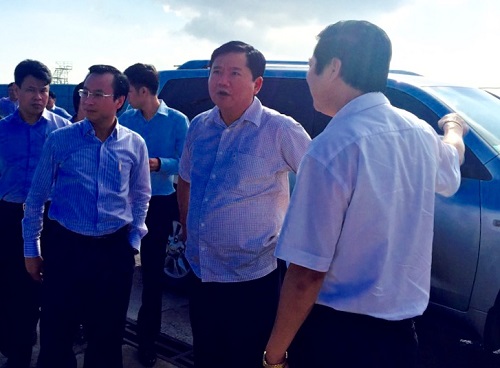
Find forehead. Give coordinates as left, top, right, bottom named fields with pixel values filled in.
left=84, top=72, right=114, bottom=91
left=212, top=52, right=249, bottom=70
left=20, top=75, right=49, bottom=88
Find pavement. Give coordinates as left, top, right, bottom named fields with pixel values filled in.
left=0, top=257, right=194, bottom=368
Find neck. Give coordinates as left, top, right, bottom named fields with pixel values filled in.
left=90, top=117, right=117, bottom=142
left=140, top=97, right=161, bottom=121
left=18, top=109, right=42, bottom=125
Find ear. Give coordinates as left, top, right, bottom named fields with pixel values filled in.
left=115, top=95, right=126, bottom=110
left=329, top=58, right=342, bottom=80
left=140, top=86, right=148, bottom=95
left=253, top=76, right=263, bottom=95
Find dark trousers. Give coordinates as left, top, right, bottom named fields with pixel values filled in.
left=37, top=220, right=135, bottom=368
left=289, top=304, right=419, bottom=368
left=137, top=194, right=179, bottom=350
left=189, top=268, right=281, bottom=368
left=0, top=201, right=41, bottom=368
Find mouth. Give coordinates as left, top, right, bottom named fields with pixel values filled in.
left=217, top=90, right=230, bottom=97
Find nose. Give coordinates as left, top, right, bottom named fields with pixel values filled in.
left=217, top=71, right=230, bottom=85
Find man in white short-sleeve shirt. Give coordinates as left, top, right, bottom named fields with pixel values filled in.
left=263, top=20, right=467, bottom=368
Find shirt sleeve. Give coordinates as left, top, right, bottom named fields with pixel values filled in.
left=435, top=141, right=462, bottom=197
left=128, top=138, right=152, bottom=251
left=278, top=117, right=311, bottom=173
left=158, top=114, right=189, bottom=175
left=275, top=152, right=351, bottom=272
left=22, top=134, right=58, bottom=257
left=178, top=117, right=197, bottom=183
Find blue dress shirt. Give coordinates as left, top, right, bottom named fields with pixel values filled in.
left=0, top=97, right=18, bottom=117
left=0, top=109, right=70, bottom=203
left=178, top=97, right=311, bottom=282
left=23, top=118, right=151, bottom=257
left=119, top=100, right=188, bottom=196
left=50, top=105, right=72, bottom=120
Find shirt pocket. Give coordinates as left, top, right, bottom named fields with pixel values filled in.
left=109, top=156, right=133, bottom=193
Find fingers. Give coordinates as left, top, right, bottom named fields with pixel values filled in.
left=438, top=113, right=469, bottom=136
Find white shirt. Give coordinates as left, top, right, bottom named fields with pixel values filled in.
left=275, top=92, right=461, bottom=320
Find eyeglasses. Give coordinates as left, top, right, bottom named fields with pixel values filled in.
left=78, top=89, right=114, bottom=99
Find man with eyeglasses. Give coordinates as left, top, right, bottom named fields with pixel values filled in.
left=23, top=64, right=151, bottom=368
left=0, top=59, right=69, bottom=368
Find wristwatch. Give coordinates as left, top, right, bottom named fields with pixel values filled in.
left=262, top=351, right=288, bottom=368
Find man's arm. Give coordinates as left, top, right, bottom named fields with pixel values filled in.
left=177, top=176, right=190, bottom=241
left=128, top=139, right=152, bottom=251
left=264, top=264, right=327, bottom=365
left=22, top=135, right=58, bottom=281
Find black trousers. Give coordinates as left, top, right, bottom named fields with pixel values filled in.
left=289, top=304, right=419, bottom=368
left=37, top=220, right=135, bottom=368
left=137, top=193, right=179, bottom=349
left=0, top=201, right=41, bottom=368
left=189, top=268, right=281, bottom=368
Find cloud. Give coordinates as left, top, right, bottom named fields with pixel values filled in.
left=161, top=0, right=414, bottom=45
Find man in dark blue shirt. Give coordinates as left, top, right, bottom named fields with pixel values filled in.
left=0, top=59, right=69, bottom=368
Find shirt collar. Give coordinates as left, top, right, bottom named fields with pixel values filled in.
left=82, top=117, right=120, bottom=140
left=12, top=108, right=50, bottom=125
left=208, top=97, right=263, bottom=128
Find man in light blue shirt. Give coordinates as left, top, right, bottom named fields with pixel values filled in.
left=177, top=41, right=311, bottom=368
left=0, top=82, right=18, bottom=118
left=23, top=64, right=151, bottom=368
left=0, top=60, right=69, bottom=368
left=46, top=90, right=72, bottom=119
left=120, top=63, right=188, bottom=367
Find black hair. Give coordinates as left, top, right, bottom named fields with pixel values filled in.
left=49, top=91, right=56, bottom=99
left=72, top=81, right=84, bottom=112
left=313, top=20, right=392, bottom=93
left=85, top=65, right=129, bottom=100
left=14, top=59, right=52, bottom=87
left=84, top=65, right=129, bottom=112
left=123, top=63, right=159, bottom=95
left=209, top=41, right=266, bottom=80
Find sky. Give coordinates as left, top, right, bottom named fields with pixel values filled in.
left=1, top=0, right=499, bottom=88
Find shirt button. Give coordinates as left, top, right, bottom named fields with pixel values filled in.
left=201, top=223, right=205, bottom=227
left=211, top=174, right=216, bottom=179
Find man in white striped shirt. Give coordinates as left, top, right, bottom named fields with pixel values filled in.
left=23, top=64, right=151, bottom=368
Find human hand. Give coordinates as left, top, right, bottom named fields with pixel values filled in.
left=25, top=256, right=43, bottom=283
left=438, top=113, right=469, bottom=136
left=149, top=158, right=161, bottom=172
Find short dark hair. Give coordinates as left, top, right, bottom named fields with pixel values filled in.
left=313, top=20, right=392, bottom=93
left=84, top=64, right=129, bottom=102
left=49, top=91, right=56, bottom=99
left=209, top=41, right=266, bottom=80
left=72, top=81, right=84, bottom=112
left=7, top=82, right=14, bottom=88
left=124, top=63, right=159, bottom=95
left=14, top=59, right=52, bottom=87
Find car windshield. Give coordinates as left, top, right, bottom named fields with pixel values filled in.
left=424, top=86, right=500, bottom=153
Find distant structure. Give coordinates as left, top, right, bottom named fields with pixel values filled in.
left=52, top=61, right=73, bottom=84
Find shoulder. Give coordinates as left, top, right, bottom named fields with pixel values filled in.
left=259, top=105, right=310, bottom=138
left=159, top=101, right=188, bottom=121
left=118, top=108, right=140, bottom=125
left=118, top=124, right=146, bottom=143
